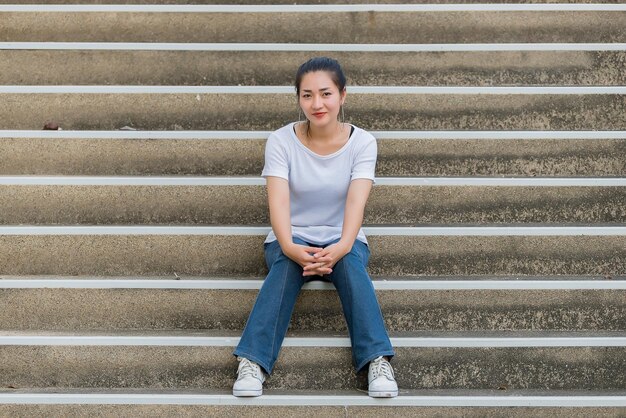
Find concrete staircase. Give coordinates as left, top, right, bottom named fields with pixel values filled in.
left=1, top=2, right=625, bottom=416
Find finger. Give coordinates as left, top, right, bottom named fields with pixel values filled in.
left=303, top=261, right=327, bottom=271
left=312, top=256, right=333, bottom=263
left=302, top=246, right=323, bottom=253
left=303, top=267, right=333, bottom=276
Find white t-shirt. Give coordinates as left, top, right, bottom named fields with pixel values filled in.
left=262, top=122, right=377, bottom=245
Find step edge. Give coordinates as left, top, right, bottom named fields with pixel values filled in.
left=1, top=278, right=624, bottom=290
left=0, top=392, right=625, bottom=407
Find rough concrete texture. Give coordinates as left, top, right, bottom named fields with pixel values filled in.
left=2, top=50, right=625, bottom=86
left=0, top=235, right=623, bottom=276
left=2, top=137, right=624, bottom=177
left=1, top=288, right=624, bottom=332
left=0, top=0, right=622, bottom=3
left=0, top=404, right=624, bottom=418
left=376, top=138, right=626, bottom=177
left=0, top=404, right=346, bottom=418
left=1, top=185, right=624, bottom=225
left=1, top=93, right=624, bottom=130
left=0, top=345, right=624, bottom=390
left=2, top=12, right=625, bottom=43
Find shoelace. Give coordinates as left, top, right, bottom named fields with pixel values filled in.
left=237, top=357, right=261, bottom=379
left=371, top=356, right=395, bottom=380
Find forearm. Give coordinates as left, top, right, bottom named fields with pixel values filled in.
left=338, top=179, right=372, bottom=251
left=267, top=182, right=293, bottom=251
left=269, top=199, right=293, bottom=251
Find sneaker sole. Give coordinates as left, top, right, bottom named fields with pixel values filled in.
left=368, top=390, right=398, bottom=398
left=232, top=389, right=263, bottom=397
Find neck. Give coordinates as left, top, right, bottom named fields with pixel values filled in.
left=306, top=120, right=342, bottom=142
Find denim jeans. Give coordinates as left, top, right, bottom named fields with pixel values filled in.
left=233, top=237, right=395, bottom=374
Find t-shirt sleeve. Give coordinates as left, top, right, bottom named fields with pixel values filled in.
left=261, top=133, right=289, bottom=180
left=351, top=135, right=377, bottom=184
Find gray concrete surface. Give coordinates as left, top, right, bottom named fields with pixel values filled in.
left=2, top=287, right=624, bottom=332
left=0, top=344, right=624, bottom=389
left=2, top=137, right=624, bottom=177
left=2, top=12, right=625, bottom=43
left=0, top=235, right=623, bottom=276
left=1, top=93, right=624, bottom=130
left=0, top=403, right=624, bottom=418
left=1, top=50, right=624, bottom=86
left=1, top=185, right=625, bottom=224
left=0, top=0, right=621, bottom=3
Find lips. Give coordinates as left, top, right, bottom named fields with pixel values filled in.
left=312, top=112, right=326, bottom=118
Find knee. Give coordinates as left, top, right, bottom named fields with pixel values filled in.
left=335, top=251, right=368, bottom=274
left=269, top=250, right=301, bottom=272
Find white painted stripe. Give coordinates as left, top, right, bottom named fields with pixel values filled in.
left=376, top=178, right=626, bottom=186
left=0, top=335, right=623, bottom=347
left=1, top=130, right=625, bottom=140
left=1, top=279, right=623, bottom=290
left=2, top=4, right=626, bottom=12
left=3, top=42, right=626, bottom=52
left=2, top=85, right=625, bottom=94
left=0, top=176, right=266, bottom=186
left=363, top=227, right=626, bottom=236
left=0, top=393, right=625, bottom=407
left=0, top=226, right=623, bottom=236
left=0, top=226, right=624, bottom=236
left=2, top=176, right=624, bottom=187
left=0, top=335, right=626, bottom=348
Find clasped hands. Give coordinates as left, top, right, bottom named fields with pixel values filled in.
left=284, top=242, right=351, bottom=277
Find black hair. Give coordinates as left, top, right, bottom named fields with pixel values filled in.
left=295, top=57, right=347, bottom=96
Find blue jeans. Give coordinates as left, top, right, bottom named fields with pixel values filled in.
left=233, top=237, right=395, bottom=374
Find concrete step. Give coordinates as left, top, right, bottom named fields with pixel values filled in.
left=1, top=389, right=625, bottom=418
left=0, top=331, right=624, bottom=390
left=1, top=277, right=624, bottom=332
left=1, top=87, right=625, bottom=130
left=1, top=177, right=625, bottom=225
left=2, top=47, right=625, bottom=86
left=2, top=131, right=625, bottom=177
left=1, top=0, right=621, bottom=3
left=1, top=7, right=625, bottom=43
left=0, top=226, right=623, bottom=276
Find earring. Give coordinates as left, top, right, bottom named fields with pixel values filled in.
left=341, top=105, right=345, bottom=124
left=298, top=108, right=303, bottom=123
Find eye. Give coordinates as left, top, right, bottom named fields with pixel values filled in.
left=301, top=93, right=311, bottom=98
left=323, top=92, right=332, bottom=96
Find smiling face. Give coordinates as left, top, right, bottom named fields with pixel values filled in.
left=298, top=71, right=346, bottom=129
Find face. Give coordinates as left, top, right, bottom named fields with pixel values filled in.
left=298, top=71, right=346, bottom=129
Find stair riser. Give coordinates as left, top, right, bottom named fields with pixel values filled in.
left=1, top=93, right=625, bottom=130
left=2, top=50, right=624, bottom=86
left=2, top=138, right=624, bottom=177
left=0, top=235, right=623, bottom=276
left=2, top=288, right=624, bottom=332
left=0, top=0, right=618, bottom=4
left=2, top=12, right=625, bottom=43
left=1, top=346, right=624, bottom=390
left=0, top=404, right=624, bottom=418
left=1, top=185, right=624, bottom=225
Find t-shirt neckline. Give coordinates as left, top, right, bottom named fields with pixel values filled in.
left=290, top=122, right=356, bottom=159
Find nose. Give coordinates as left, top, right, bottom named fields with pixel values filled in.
left=312, top=95, right=323, bottom=109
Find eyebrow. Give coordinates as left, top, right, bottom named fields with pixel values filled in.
left=301, top=87, right=332, bottom=92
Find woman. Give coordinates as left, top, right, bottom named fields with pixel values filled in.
left=232, top=57, right=397, bottom=398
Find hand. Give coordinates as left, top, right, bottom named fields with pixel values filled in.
left=282, top=243, right=333, bottom=276
left=302, top=241, right=351, bottom=277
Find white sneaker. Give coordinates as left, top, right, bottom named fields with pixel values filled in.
left=233, top=357, right=265, bottom=397
left=368, top=356, right=398, bottom=398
